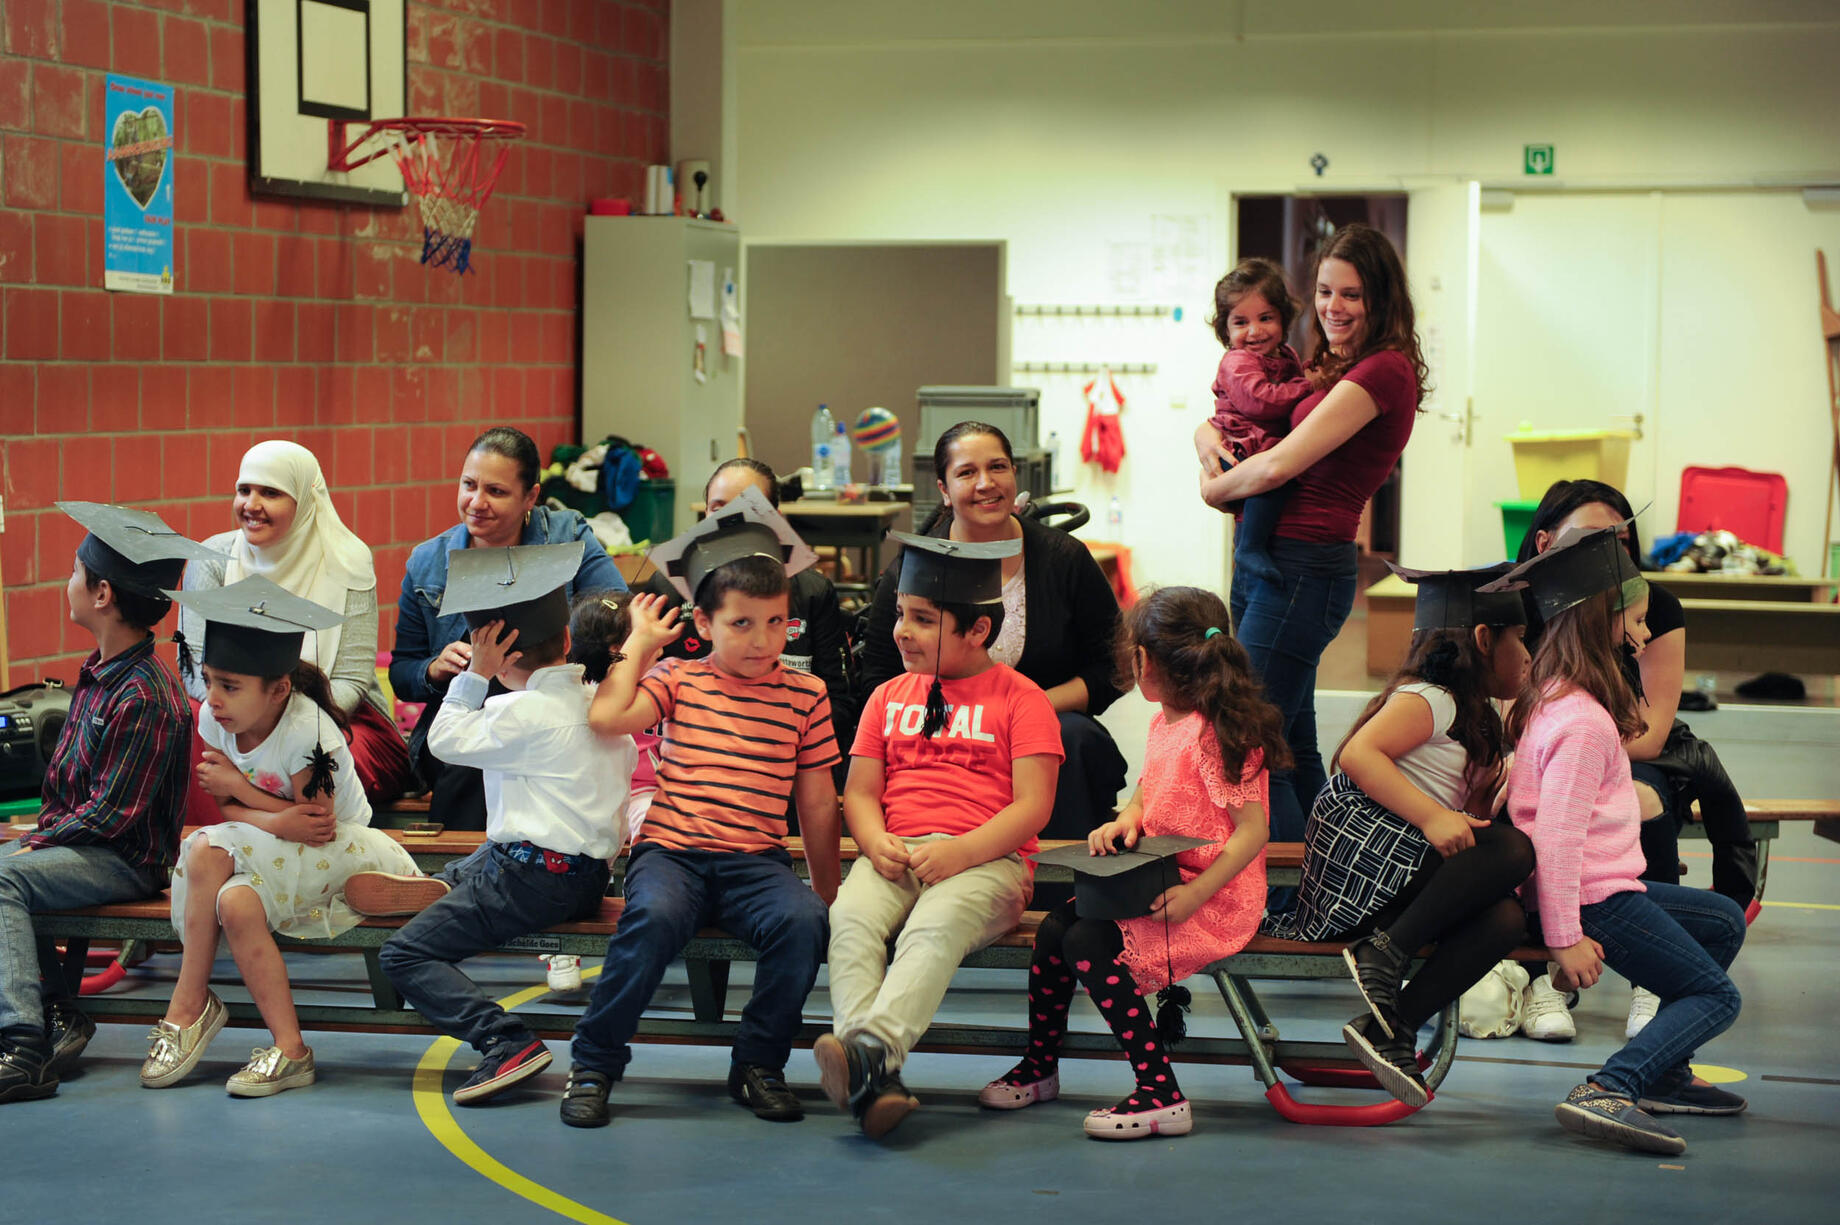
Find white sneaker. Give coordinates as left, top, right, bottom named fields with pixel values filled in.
left=1522, top=972, right=1577, bottom=1042
left=1458, top=959, right=1531, bottom=1039
left=1626, top=987, right=1660, bottom=1038
left=541, top=954, right=583, bottom=993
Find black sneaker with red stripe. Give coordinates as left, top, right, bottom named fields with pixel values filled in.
left=454, top=1038, right=552, bottom=1106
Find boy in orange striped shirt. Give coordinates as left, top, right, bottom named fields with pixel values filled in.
left=564, top=489, right=840, bottom=1128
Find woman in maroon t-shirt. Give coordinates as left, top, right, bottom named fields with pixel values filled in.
left=1197, top=224, right=1427, bottom=859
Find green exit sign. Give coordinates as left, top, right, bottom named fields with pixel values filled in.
left=1525, top=144, right=1555, bottom=175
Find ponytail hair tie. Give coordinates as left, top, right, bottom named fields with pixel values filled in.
left=1204, top=627, right=1223, bottom=639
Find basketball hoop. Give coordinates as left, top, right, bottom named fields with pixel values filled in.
left=328, top=116, right=525, bottom=274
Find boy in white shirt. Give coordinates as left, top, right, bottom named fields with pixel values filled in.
left=344, top=543, right=634, bottom=1105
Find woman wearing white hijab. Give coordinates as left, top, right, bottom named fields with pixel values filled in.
left=180, top=440, right=414, bottom=813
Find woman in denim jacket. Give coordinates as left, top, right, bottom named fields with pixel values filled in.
left=391, top=427, right=626, bottom=828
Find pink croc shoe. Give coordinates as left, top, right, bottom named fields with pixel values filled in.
left=978, top=1072, right=1059, bottom=1111
left=1083, top=1096, right=1192, bottom=1140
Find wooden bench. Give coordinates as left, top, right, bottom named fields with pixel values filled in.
left=24, top=799, right=1835, bottom=1125
left=28, top=832, right=1448, bottom=1127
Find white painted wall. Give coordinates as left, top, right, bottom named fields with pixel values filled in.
left=734, top=2, right=1840, bottom=589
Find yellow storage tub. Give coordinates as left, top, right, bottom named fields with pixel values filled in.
left=1506, top=428, right=1637, bottom=500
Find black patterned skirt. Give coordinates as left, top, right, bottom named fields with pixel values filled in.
left=1261, top=772, right=1431, bottom=942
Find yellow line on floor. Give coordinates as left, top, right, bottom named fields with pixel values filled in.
left=413, top=970, right=628, bottom=1225
left=1761, top=900, right=1840, bottom=911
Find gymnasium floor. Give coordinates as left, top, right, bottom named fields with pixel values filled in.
left=8, top=818, right=1835, bottom=1224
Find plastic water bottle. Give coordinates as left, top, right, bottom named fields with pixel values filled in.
left=1046, top=430, right=1062, bottom=479
left=1107, top=495, right=1123, bottom=539
left=810, top=404, right=836, bottom=491
left=831, top=422, right=852, bottom=489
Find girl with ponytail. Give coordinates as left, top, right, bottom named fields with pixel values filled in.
left=147, top=581, right=422, bottom=1098
left=980, top=586, right=1283, bottom=1141
left=1263, top=563, right=1535, bottom=1107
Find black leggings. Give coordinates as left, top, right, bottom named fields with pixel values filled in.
left=1351, top=822, right=1534, bottom=1032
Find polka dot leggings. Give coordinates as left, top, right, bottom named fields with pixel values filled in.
left=997, top=899, right=1183, bottom=1112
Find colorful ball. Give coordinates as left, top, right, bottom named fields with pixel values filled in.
left=851, top=406, right=902, bottom=452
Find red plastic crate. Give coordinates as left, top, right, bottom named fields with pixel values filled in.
left=1676, top=466, right=1787, bottom=553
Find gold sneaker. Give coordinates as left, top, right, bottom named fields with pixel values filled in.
left=226, top=1045, right=316, bottom=1098
left=140, top=991, right=227, bottom=1088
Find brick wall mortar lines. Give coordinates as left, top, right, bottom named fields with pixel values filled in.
left=1, top=0, right=669, bottom=681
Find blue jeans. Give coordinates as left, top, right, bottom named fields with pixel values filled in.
left=1579, top=882, right=1745, bottom=1100
left=0, top=842, right=163, bottom=1033
left=571, top=845, right=828, bottom=1077
left=1229, top=537, right=1358, bottom=846
left=379, top=842, right=611, bottom=1054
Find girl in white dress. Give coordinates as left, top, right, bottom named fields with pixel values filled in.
left=142, top=578, right=421, bottom=1098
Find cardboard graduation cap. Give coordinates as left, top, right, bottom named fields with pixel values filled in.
left=648, top=486, right=817, bottom=604
left=166, top=576, right=350, bottom=678
left=1386, top=560, right=1527, bottom=631
left=439, top=541, right=584, bottom=645
left=60, top=500, right=224, bottom=600
left=1032, top=836, right=1215, bottom=921
left=1480, top=521, right=1644, bottom=621
left=890, top=531, right=1019, bottom=606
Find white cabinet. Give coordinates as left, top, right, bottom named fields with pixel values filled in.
left=582, top=217, right=741, bottom=535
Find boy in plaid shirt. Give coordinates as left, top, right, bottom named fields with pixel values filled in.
left=0, top=504, right=208, bottom=1104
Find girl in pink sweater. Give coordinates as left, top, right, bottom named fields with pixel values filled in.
left=1495, top=525, right=1746, bottom=1156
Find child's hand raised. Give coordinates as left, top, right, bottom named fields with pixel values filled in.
left=624, top=592, right=685, bottom=654
left=272, top=803, right=336, bottom=847
left=864, top=831, right=911, bottom=881
left=1087, top=817, right=1140, bottom=856
left=1423, top=808, right=1491, bottom=858
left=468, top=620, right=522, bottom=677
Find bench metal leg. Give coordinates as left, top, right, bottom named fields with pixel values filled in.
left=1212, top=967, right=1429, bottom=1127
left=362, top=949, right=405, bottom=1012
left=685, top=957, right=731, bottom=1023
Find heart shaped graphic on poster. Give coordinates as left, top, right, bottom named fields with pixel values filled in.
left=109, top=106, right=169, bottom=209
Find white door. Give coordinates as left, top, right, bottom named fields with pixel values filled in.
left=1400, top=178, right=1482, bottom=567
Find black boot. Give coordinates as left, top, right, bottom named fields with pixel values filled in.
left=1343, top=931, right=1411, bottom=1037
left=45, top=1000, right=96, bottom=1075
left=1341, top=1014, right=1429, bottom=1108
left=0, top=1033, right=59, bottom=1105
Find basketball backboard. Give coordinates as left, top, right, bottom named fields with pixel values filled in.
left=248, top=0, right=407, bottom=205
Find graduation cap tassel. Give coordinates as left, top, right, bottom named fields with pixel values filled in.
left=921, top=674, right=948, bottom=739
left=172, top=629, right=197, bottom=683
left=306, top=742, right=338, bottom=802
left=1618, top=636, right=1648, bottom=704
left=1154, top=910, right=1191, bottom=1046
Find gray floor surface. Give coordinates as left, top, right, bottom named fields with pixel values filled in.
left=7, top=822, right=1836, bottom=1225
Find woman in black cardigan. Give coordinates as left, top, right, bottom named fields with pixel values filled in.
left=858, top=422, right=1129, bottom=839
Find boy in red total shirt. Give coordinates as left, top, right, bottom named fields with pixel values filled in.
left=815, top=533, right=1063, bottom=1139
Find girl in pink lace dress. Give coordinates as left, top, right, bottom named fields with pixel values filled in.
left=979, top=586, right=1288, bottom=1140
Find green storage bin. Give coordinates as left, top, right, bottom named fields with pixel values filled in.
left=1498, top=500, right=1540, bottom=558
left=622, top=479, right=675, bottom=545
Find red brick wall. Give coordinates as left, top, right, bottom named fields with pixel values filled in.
left=0, top=0, right=669, bottom=684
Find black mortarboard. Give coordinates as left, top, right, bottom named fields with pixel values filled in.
left=648, top=486, right=817, bottom=604
left=1032, top=836, right=1214, bottom=920
left=891, top=531, right=1020, bottom=606
left=60, top=501, right=224, bottom=600
left=166, top=576, right=349, bottom=677
left=1480, top=522, right=1645, bottom=621
left=440, top=542, right=583, bottom=645
left=1387, top=561, right=1527, bottom=631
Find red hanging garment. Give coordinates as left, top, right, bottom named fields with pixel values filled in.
left=1079, top=369, right=1127, bottom=474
